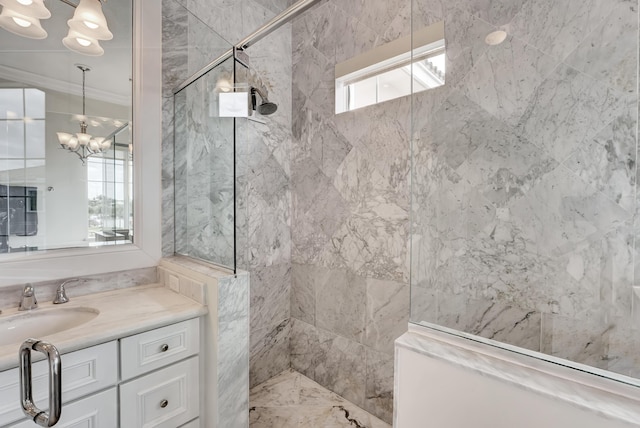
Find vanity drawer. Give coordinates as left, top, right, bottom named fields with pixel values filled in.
left=0, top=341, right=118, bottom=426
left=179, top=419, right=200, bottom=428
left=120, top=318, right=199, bottom=380
left=120, top=356, right=200, bottom=428
left=8, top=387, right=118, bottom=428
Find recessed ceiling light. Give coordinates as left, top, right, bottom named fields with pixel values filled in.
left=485, top=30, right=507, bottom=46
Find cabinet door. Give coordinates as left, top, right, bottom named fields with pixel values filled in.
left=120, top=356, right=199, bottom=428
left=0, top=341, right=118, bottom=426
left=120, top=318, right=199, bottom=380
left=8, top=388, right=117, bottom=428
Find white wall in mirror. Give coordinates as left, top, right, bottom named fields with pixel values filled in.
left=0, top=0, right=133, bottom=253
left=0, top=0, right=161, bottom=287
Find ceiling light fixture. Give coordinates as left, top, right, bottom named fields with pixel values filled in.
left=0, top=0, right=112, bottom=56
left=66, top=0, right=112, bottom=40
left=485, top=30, right=508, bottom=46
left=0, top=0, right=49, bottom=39
left=56, top=65, right=112, bottom=164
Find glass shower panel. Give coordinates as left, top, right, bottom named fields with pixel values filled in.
left=410, top=0, right=640, bottom=381
left=174, top=57, right=236, bottom=269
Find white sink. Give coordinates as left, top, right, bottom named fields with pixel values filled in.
left=0, top=307, right=99, bottom=347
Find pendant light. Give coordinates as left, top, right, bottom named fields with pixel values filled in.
left=0, top=0, right=50, bottom=39
left=0, top=0, right=112, bottom=57
left=57, top=65, right=112, bottom=164
left=66, top=0, right=112, bottom=41
left=62, top=29, right=104, bottom=56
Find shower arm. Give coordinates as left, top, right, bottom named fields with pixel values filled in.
left=251, top=87, right=268, bottom=102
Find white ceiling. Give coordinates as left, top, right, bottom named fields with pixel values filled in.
left=0, top=0, right=132, bottom=105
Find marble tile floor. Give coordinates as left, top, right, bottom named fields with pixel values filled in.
left=250, top=369, right=392, bottom=428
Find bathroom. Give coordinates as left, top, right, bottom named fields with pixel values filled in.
left=0, top=0, right=639, bottom=426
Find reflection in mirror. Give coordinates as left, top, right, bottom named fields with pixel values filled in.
left=335, top=21, right=444, bottom=114
left=0, top=0, right=132, bottom=254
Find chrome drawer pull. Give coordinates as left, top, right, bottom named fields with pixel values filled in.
left=19, top=339, right=62, bottom=427
left=160, top=399, right=168, bottom=408
left=160, top=344, right=169, bottom=352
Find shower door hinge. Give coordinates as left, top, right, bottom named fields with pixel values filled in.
left=233, top=47, right=250, bottom=69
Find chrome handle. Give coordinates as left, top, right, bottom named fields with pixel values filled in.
left=160, top=344, right=169, bottom=352
left=160, top=399, right=168, bottom=408
left=19, top=339, right=62, bottom=427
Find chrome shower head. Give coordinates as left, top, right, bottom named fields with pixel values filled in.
left=257, top=101, right=278, bottom=115
left=251, top=87, right=278, bottom=116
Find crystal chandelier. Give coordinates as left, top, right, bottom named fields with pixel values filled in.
left=56, top=65, right=112, bottom=164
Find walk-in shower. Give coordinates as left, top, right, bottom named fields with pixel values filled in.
left=165, top=0, right=640, bottom=424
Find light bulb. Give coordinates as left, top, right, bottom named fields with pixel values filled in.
left=67, top=137, right=79, bottom=150
left=76, top=37, right=91, bottom=47
left=16, top=0, right=33, bottom=5
left=83, top=20, right=98, bottom=29
left=12, top=16, right=31, bottom=27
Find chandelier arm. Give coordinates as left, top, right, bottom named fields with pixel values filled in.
left=57, top=0, right=106, bottom=8
left=57, top=0, right=78, bottom=8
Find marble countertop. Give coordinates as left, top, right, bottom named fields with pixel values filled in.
left=0, top=284, right=207, bottom=371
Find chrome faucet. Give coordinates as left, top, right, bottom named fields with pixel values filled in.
left=18, top=284, right=38, bottom=311
left=53, top=278, right=82, bottom=304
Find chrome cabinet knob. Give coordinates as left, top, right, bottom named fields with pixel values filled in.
left=160, top=399, right=168, bottom=408
left=160, top=344, right=169, bottom=352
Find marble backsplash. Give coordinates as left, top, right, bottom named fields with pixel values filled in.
left=410, top=0, right=640, bottom=380
left=0, top=267, right=157, bottom=311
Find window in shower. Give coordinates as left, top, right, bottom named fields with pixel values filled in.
left=335, top=21, right=445, bottom=113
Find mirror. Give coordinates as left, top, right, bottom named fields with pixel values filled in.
left=0, top=0, right=133, bottom=255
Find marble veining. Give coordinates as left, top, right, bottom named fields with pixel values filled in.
left=398, top=326, right=640, bottom=427
left=160, top=257, right=250, bottom=427
left=0, top=267, right=157, bottom=311
left=410, top=0, right=640, bottom=381
left=0, top=284, right=206, bottom=371
left=250, top=369, right=391, bottom=428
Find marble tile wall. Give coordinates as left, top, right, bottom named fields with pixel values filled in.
left=162, top=0, right=296, bottom=391
left=238, top=21, right=295, bottom=387
left=159, top=257, right=250, bottom=427
left=290, top=1, right=413, bottom=423
left=410, top=0, right=640, bottom=380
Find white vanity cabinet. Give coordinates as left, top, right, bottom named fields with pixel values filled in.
left=119, top=318, right=201, bottom=428
left=0, top=317, right=201, bottom=428
left=8, top=389, right=118, bottom=428
left=0, top=341, right=118, bottom=427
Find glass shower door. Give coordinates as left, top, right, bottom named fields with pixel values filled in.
left=174, top=57, right=237, bottom=270
left=410, top=0, right=640, bottom=383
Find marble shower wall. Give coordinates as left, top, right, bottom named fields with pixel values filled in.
left=290, top=1, right=413, bottom=423
left=161, top=0, right=232, bottom=258
left=174, top=59, right=236, bottom=268
left=410, top=0, right=640, bottom=379
left=238, top=20, right=295, bottom=388
left=162, top=0, right=297, bottom=389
